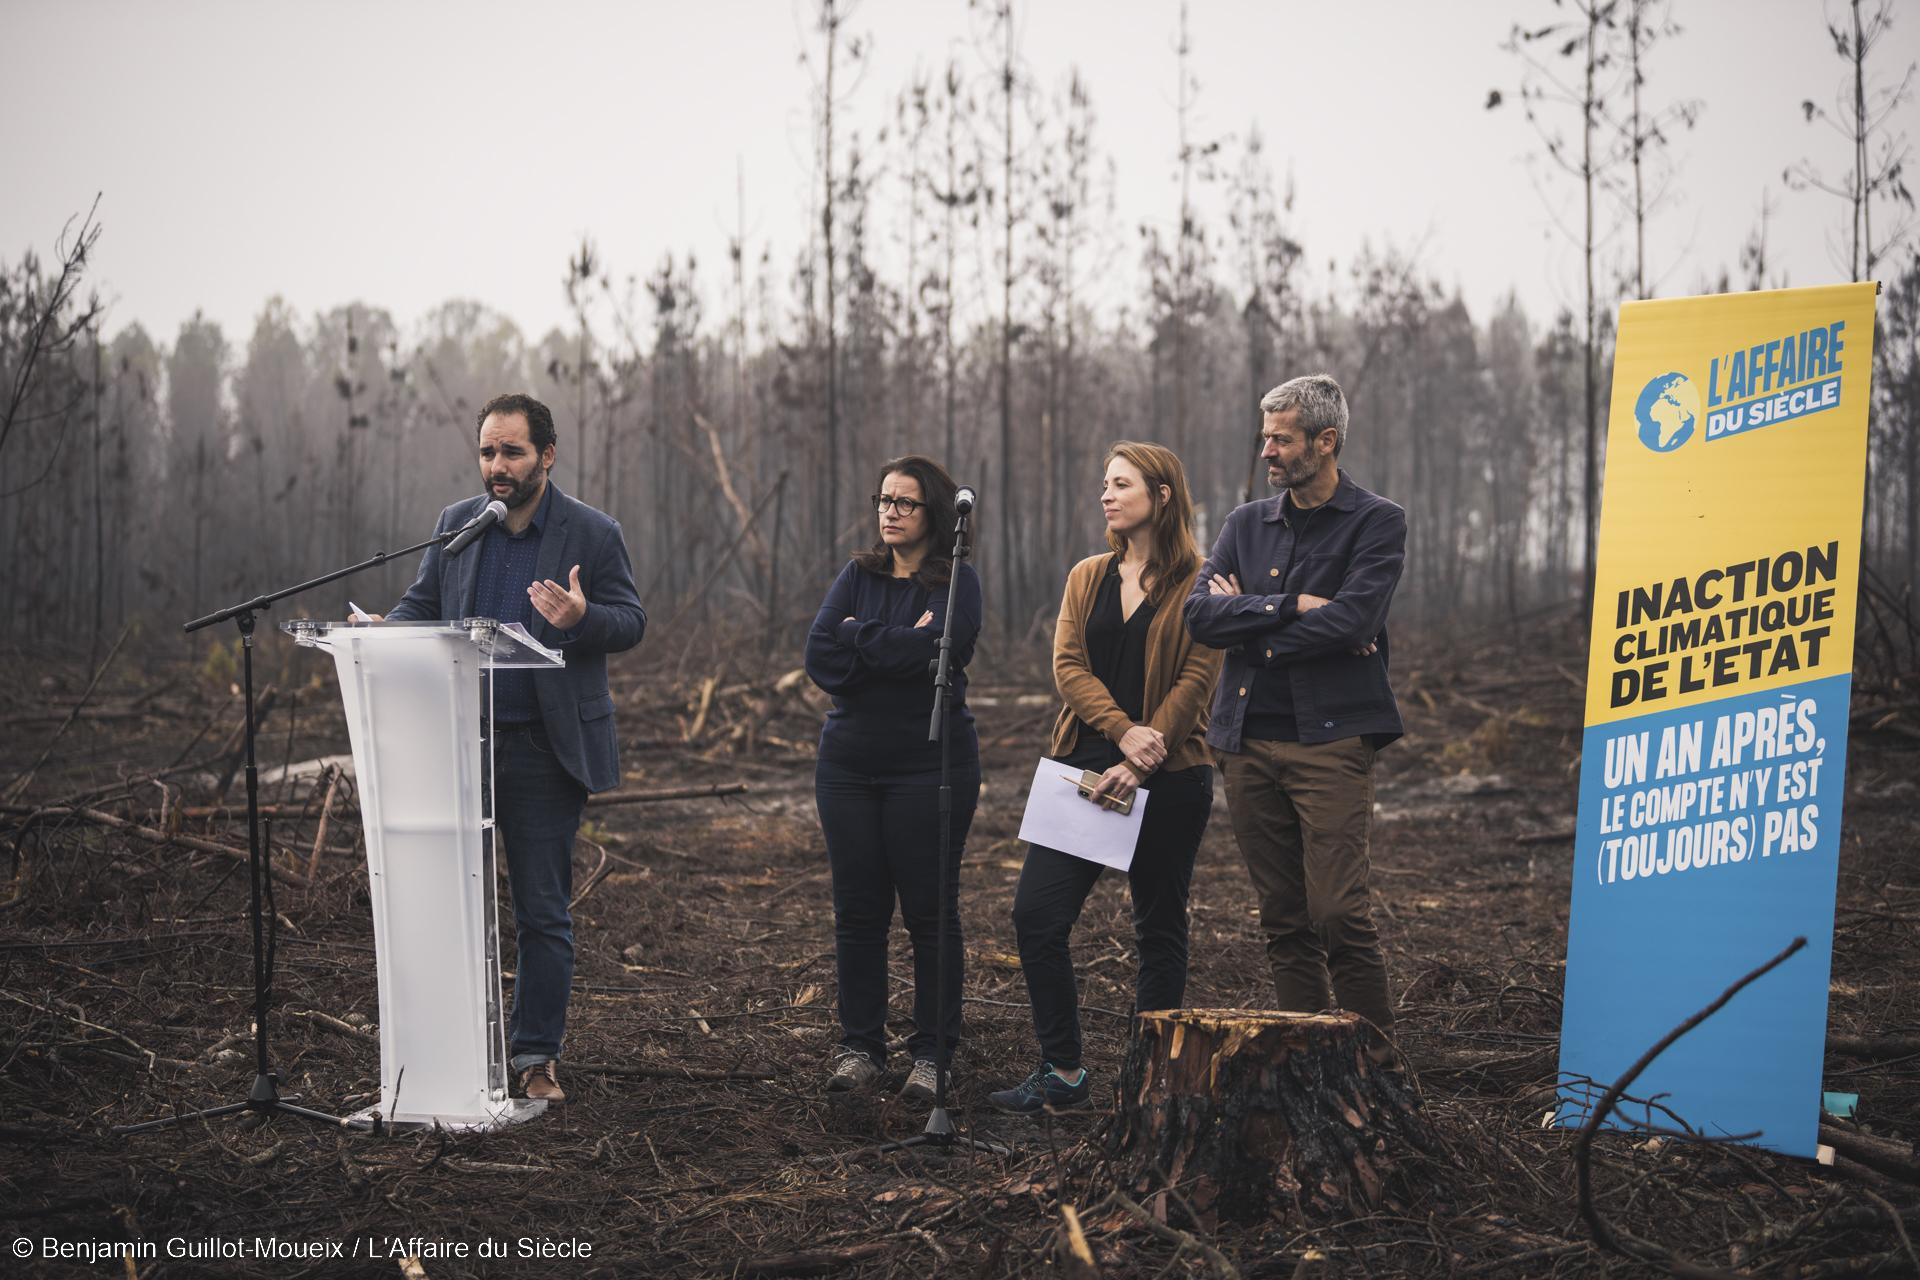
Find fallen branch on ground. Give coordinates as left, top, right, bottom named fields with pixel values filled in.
left=0, top=804, right=312, bottom=889
left=1828, top=1033, right=1920, bottom=1059
left=587, top=781, right=750, bottom=807
left=1107, top=1189, right=1242, bottom=1280
left=728, top=1241, right=889, bottom=1276
left=1573, top=935, right=1807, bottom=1280
left=0, top=989, right=187, bottom=1071
left=1819, top=1124, right=1920, bottom=1186
left=286, top=1009, right=376, bottom=1041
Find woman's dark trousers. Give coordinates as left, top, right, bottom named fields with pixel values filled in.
left=1011, top=748, right=1214, bottom=1071
left=816, top=756, right=980, bottom=1068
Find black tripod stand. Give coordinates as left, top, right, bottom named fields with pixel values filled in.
left=875, top=492, right=1008, bottom=1159
left=115, top=533, right=450, bottom=1136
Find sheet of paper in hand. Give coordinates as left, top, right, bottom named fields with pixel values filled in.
left=1015, top=756, right=1150, bottom=873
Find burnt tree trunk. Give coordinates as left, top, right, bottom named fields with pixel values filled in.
left=1108, top=1009, right=1432, bottom=1224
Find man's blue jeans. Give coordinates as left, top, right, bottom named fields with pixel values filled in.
left=494, top=723, right=588, bottom=1071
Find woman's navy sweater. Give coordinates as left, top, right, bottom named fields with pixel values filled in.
left=804, top=559, right=983, bottom=771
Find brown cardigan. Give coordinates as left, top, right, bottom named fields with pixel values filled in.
left=1049, top=552, right=1224, bottom=773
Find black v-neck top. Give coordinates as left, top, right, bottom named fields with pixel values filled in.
left=1073, top=556, right=1156, bottom=745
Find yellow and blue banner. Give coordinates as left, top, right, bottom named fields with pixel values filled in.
left=1557, top=282, right=1876, bottom=1158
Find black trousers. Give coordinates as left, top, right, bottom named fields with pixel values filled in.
left=1011, top=737, right=1214, bottom=1070
left=815, top=754, right=980, bottom=1067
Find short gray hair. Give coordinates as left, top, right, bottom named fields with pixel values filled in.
left=1260, top=374, right=1348, bottom=456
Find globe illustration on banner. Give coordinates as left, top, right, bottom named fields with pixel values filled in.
left=1634, top=372, right=1699, bottom=452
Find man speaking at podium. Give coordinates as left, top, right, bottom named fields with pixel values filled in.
left=382, top=392, right=647, bottom=1104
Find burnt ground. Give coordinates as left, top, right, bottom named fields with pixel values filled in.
left=1, top=615, right=1918, bottom=1278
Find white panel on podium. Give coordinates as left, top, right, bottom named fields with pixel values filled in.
left=284, top=617, right=564, bottom=1132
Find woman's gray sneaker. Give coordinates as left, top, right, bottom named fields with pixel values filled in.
left=901, top=1058, right=941, bottom=1103
left=825, top=1047, right=881, bottom=1093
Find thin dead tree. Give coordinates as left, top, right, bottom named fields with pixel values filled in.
left=1033, top=70, right=1101, bottom=572
left=0, top=199, right=102, bottom=465
left=1787, top=0, right=1916, bottom=283
left=896, top=73, right=933, bottom=460
left=1228, top=125, right=1303, bottom=506
left=1618, top=0, right=1700, bottom=299
left=802, top=0, right=868, bottom=565
left=928, top=59, right=980, bottom=469
left=975, top=0, right=1031, bottom=630
left=1738, top=189, right=1789, bottom=293
left=89, top=317, right=105, bottom=667
left=1169, top=0, right=1219, bottom=466
left=1501, top=0, right=1629, bottom=622
left=1786, top=0, right=1915, bottom=559
left=565, top=237, right=601, bottom=508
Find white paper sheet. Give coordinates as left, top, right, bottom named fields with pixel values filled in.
left=1015, top=756, right=1149, bottom=873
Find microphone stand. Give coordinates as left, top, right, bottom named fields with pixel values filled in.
left=116, top=529, right=458, bottom=1136
left=873, top=500, right=1008, bottom=1159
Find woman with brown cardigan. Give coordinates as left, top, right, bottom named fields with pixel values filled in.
left=988, top=442, right=1224, bottom=1114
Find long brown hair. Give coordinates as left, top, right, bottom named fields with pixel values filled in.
left=1103, top=441, right=1199, bottom=607
left=850, top=454, right=964, bottom=590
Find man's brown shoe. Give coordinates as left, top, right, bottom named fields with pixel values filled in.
left=519, top=1060, right=566, bottom=1103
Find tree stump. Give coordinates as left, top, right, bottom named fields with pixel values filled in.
left=1107, top=1009, right=1432, bottom=1225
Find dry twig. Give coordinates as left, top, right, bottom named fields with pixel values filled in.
left=1573, top=936, right=1807, bottom=1279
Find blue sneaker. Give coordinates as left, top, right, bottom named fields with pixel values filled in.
left=988, top=1063, right=1092, bottom=1114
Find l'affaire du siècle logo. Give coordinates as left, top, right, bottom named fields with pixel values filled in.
left=1633, top=317, right=1849, bottom=454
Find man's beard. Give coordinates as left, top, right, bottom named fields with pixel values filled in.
left=1266, top=458, right=1315, bottom=489
left=491, top=469, right=543, bottom=508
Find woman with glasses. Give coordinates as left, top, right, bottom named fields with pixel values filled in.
left=988, top=441, right=1223, bottom=1115
left=804, top=455, right=983, bottom=1102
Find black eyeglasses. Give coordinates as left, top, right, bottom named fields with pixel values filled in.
left=873, top=494, right=925, bottom=516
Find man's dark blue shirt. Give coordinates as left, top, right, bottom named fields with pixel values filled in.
left=1183, top=471, right=1406, bottom=753
left=474, top=484, right=554, bottom=724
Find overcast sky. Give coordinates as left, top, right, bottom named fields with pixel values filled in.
left=3, top=0, right=1915, bottom=349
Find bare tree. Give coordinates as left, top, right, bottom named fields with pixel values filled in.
left=1738, top=189, right=1790, bottom=293
left=730, top=158, right=752, bottom=480
left=1787, top=0, right=1916, bottom=282
left=235, top=296, right=309, bottom=592
left=1501, top=0, right=1629, bottom=620
left=565, top=237, right=602, bottom=507
left=927, top=59, right=981, bottom=469
left=1484, top=295, right=1542, bottom=621
left=86, top=317, right=104, bottom=664
left=1228, top=125, right=1303, bottom=504
left=1618, top=0, right=1700, bottom=298
left=802, top=0, right=869, bottom=563
left=976, top=0, right=1034, bottom=630
left=1883, top=249, right=1920, bottom=600
left=0, top=200, right=102, bottom=466
left=167, top=312, right=230, bottom=621
left=1033, top=69, right=1104, bottom=570
left=896, top=73, right=934, bottom=454
left=1168, top=1, right=1219, bottom=464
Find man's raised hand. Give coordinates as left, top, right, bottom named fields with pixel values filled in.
left=530, top=565, right=588, bottom=631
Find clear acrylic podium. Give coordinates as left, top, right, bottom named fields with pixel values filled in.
left=284, top=617, right=563, bottom=1132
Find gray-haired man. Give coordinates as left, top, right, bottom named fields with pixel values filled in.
left=1183, top=374, right=1405, bottom=1035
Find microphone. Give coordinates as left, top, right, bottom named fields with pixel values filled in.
left=954, top=486, right=977, bottom=515
left=443, top=500, right=508, bottom=556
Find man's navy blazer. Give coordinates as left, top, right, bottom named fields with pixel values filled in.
left=386, top=483, right=646, bottom=794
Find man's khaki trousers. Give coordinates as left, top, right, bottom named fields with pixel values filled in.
left=1220, top=735, right=1394, bottom=1032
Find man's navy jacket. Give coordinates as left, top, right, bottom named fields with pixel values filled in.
left=1183, top=471, right=1405, bottom=753
left=387, top=484, right=646, bottom=793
